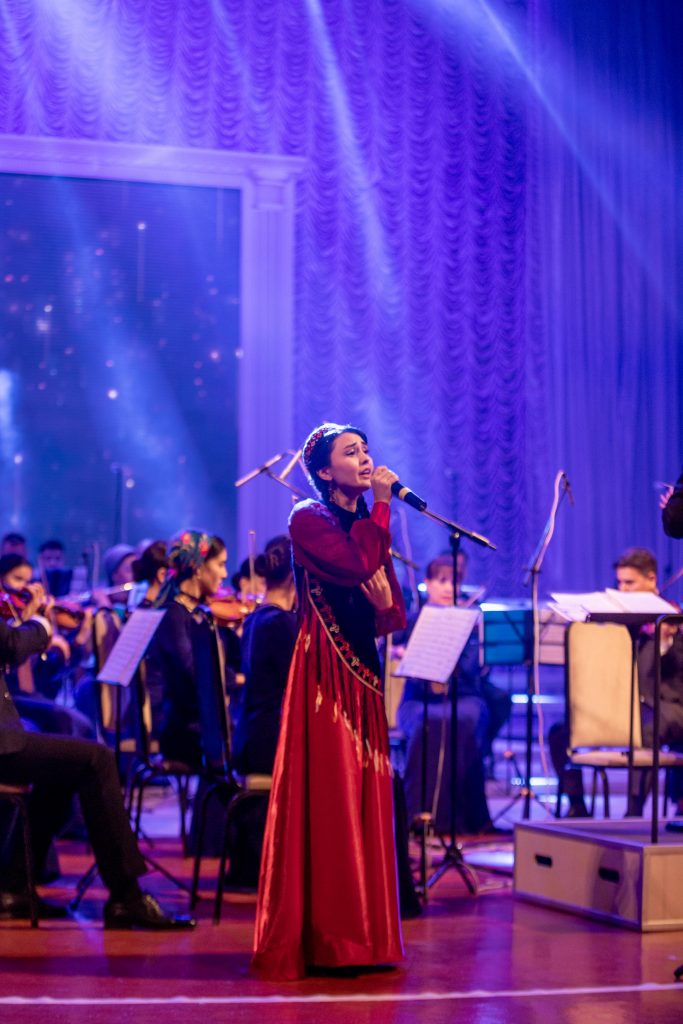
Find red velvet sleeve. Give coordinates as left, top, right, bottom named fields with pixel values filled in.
left=289, top=500, right=392, bottom=587
left=375, top=556, right=407, bottom=637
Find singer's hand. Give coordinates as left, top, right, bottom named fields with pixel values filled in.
left=361, top=567, right=393, bottom=612
left=371, top=466, right=399, bottom=505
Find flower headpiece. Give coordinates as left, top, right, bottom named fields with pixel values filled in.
left=168, top=530, right=212, bottom=578
left=302, top=427, right=328, bottom=469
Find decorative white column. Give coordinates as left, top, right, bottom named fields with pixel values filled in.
left=238, top=163, right=305, bottom=555
left=0, top=135, right=305, bottom=560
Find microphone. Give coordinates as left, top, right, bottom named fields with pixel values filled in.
left=235, top=452, right=287, bottom=488
left=391, top=480, right=428, bottom=512
left=562, top=472, right=575, bottom=507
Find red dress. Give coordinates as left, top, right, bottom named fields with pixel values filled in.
left=251, top=498, right=407, bottom=981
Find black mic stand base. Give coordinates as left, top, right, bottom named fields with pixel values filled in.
left=426, top=834, right=478, bottom=896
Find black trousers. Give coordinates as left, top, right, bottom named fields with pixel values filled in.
left=0, top=733, right=146, bottom=896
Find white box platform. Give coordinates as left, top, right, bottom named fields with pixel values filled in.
left=514, top=818, right=683, bottom=931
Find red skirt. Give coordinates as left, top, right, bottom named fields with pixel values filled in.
left=251, top=599, right=404, bottom=981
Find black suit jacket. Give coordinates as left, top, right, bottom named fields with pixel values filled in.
left=0, top=618, right=51, bottom=755
left=637, top=632, right=683, bottom=709
left=663, top=471, right=683, bottom=539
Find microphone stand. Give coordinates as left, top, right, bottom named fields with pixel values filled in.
left=504, top=471, right=570, bottom=821
left=406, top=503, right=495, bottom=897
left=235, top=450, right=308, bottom=501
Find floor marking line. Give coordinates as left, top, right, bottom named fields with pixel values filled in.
left=1, top=983, right=682, bottom=1005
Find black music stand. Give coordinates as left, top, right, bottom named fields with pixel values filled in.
left=480, top=605, right=564, bottom=822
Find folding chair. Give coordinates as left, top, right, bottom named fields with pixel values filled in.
left=0, top=783, right=38, bottom=928
left=557, top=621, right=683, bottom=817
left=189, top=617, right=271, bottom=924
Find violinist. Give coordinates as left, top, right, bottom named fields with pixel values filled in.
left=226, top=536, right=297, bottom=888
left=144, top=530, right=228, bottom=769
left=0, top=554, right=94, bottom=742
left=128, top=541, right=169, bottom=611
left=231, top=557, right=266, bottom=607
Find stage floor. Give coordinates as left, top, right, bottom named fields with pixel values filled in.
left=1, top=829, right=682, bottom=1024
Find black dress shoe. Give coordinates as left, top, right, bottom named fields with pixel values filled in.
left=103, top=892, right=196, bottom=931
left=0, top=891, right=69, bottom=921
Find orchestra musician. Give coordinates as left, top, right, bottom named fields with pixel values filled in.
left=144, top=530, right=228, bottom=770
left=252, top=422, right=406, bottom=981
left=0, top=614, right=194, bottom=928
left=226, top=534, right=297, bottom=888
left=662, top=470, right=683, bottom=538
left=550, top=547, right=683, bottom=817
left=394, top=553, right=505, bottom=837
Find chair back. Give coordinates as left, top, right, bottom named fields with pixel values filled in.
left=566, top=621, right=642, bottom=750
left=385, top=659, right=406, bottom=730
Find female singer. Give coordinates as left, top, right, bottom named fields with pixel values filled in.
left=252, top=423, right=407, bottom=980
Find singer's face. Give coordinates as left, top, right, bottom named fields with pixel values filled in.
left=318, top=432, right=373, bottom=495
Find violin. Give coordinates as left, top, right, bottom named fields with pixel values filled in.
left=52, top=600, right=86, bottom=630
left=207, top=589, right=260, bottom=628
left=0, top=587, right=30, bottom=623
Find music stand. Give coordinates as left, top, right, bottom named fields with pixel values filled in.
left=70, top=610, right=192, bottom=910
left=397, top=600, right=480, bottom=897
left=480, top=604, right=567, bottom=821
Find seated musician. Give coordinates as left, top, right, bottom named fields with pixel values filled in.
left=0, top=554, right=93, bottom=741
left=127, top=540, right=169, bottom=611
left=662, top=469, right=683, bottom=538
left=0, top=614, right=194, bottom=929
left=232, top=535, right=297, bottom=776
left=0, top=532, right=27, bottom=558
left=227, top=535, right=297, bottom=887
left=144, top=530, right=228, bottom=770
left=395, top=553, right=506, bottom=835
left=550, top=547, right=683, bottom=817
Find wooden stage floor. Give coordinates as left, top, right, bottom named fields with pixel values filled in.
left=1, top=834, right=682, bottom=1024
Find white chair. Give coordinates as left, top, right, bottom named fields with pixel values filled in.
left=558, top=621, right=683, bottom=816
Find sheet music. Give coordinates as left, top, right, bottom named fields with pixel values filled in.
left=96, top=609, right=166, bottom=687
left=550, top=589, right=678, bottom=621
left=396, top=605, right=480, bottom=684
left=603, top=589, right=677, bottom=614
